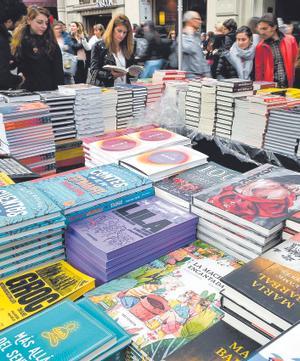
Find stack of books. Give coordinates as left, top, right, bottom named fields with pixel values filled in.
left=152, top=69, right=187, bottom=82
left=65, top=196, right=198, bottom=283
left=129, top=84, right=147, bottom=118
left=87, top=127, right=191, bottom=167
left=0, top=299, right=130, bottom=360
left=215, top=79, right=253, bottom=139
left=101, top=87, right=118, bottom=131
left=0, top=102, right=56, bottom=176
left=59, top=84, right=104, bottom=138
left=264, top=107, right=300, bottom=157
left=184, top=79, right=202, bottom=130
left=32, top=163, right=154, bottom=224
left=0, top=155, right=39, bottom=182
left=0, top=182, right=66, bottom=278
left=115, top=85, right=133, bottom=129
left=282, top=210, right=300, bottom=240
left=253, top=81, right=277, bottom=91
left=0, top=89, right=40, bottom=103
left=220, top=236, right=300, bottom=345
left=0, top=260, right=95, bottom=330
left=85, top=240, right=242, bottom=360
left=191, top=164, right=300, bottom=262
left=165, top=81, right=188, bottom=122
left=199, top=80, right=218, bottom=135
left=134, top=80, right=165, bottom=106
left=55, top=138, right=85, bottom=172
left=231, top=97, right=252, bottom=145
left=155, top=161, right=239, bottom=209
left=120, top=145, right=208, bottom=182
left=38, top=90, right=76, bottom=141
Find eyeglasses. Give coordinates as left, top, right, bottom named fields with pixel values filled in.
left=194, top=18, right=202, bottom=21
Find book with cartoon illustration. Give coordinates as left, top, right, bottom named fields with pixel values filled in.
left=85, top=240, right=242, bottom=361
left=221, top=237, right=300, bottom=332
left=193, top=164, right=300, bottom=236
left=0, top=300, right=115, bottom=361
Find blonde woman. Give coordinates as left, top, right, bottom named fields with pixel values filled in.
left=11, top=6, right=64, bottom=91
left=88, top=23, right=105, bottom=49
left=89, top=14, right=134, bottom=87
left=70, top=21, right=90, bottom=83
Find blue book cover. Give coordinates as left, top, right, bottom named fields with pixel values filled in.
left=32, top=164, right=152, bottom=215
left=0, top=183, right=62, bottom=230
left=77, top=298, right=131, bottom=359
left=0, top=300, right=116, bottom=361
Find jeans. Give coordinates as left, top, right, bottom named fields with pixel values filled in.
left=140, top=59, right=164, bottom=78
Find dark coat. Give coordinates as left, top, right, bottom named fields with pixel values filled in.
left=0, top=25, right=22, bottom=90
left=16, top=30, right=64, bottom=91
left=216, top=53, right=238, bottom=79
left=224, top=30, right=236, bottom=50
left=89, top=40, right=134, bottom=87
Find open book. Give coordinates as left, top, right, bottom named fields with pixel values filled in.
left=103, top=64, right=144, bottom=76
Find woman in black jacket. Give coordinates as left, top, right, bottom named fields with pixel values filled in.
left=11, top=6, right=64, bottom=92
left=89, top=14, right=135, bottom=87
left=0, top=0, right=26, bottom=90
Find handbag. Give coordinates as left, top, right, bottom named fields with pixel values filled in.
left=62, top=52, right=78, bottom=76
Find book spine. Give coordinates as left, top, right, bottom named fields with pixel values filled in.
left=20, top=153, right=56, bottom=165
left=67, top=186, right=154, bottom=224
left=55, top=140, right=83, bottom=151
left=4, top=116, right=51, bottom=131
left=56, top=156, right=85, bottom=168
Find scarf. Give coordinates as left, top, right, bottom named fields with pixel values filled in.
left=225, top=42, right=256, bottom=80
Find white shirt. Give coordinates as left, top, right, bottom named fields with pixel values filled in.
left=113, top=51, right=126, bottom=85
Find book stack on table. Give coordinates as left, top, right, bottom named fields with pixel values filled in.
left=65, top=196, right=198, bottom=283
left=101, top=87, right=118, bottom=132
left=199, top=79, right=218, bottom=135
left=184, top=79, right=202, bottom=130
left=0, top=182, right=66, bottom=279
left=0, top=101, right=56, bottom=176
left=58, top=84, right=104, bottom=138
left=191, top=164, right=300, bottom=262
left=115, top=85, right=134, bottom=129
left=55, top=138, right=85, bottom=172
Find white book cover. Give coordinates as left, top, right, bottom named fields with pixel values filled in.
left=120, top=145, right=207, bottom=181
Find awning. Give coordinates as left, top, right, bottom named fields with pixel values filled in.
left=23, top=0, right=57, bottom=7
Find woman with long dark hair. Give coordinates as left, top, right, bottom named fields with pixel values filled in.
left=11, top=6, right=64, bottom=91
left=89, top=14, right=135, bottom=87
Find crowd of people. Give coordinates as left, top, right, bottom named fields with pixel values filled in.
left=0, top=0, right=299, bottom=92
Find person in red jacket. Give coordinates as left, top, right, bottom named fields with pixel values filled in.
left=255, top=13, right=298, bottom=87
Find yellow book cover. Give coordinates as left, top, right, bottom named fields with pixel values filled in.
left=0, top=260, right=95, bottom=330
left=0, top=172, right=14, bottom=186
left=55, top=148, right=84, bottom=161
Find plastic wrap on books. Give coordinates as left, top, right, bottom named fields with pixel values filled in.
left=189, top=132, right=300, bottom=173
left=129, top=90, right=186, bottom=135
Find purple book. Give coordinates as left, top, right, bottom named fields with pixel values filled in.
left=66, top=196, right=197, bottom=260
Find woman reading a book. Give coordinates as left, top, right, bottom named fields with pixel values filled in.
left=89, top=14, right=136, bottom=87
left=11, top=6, right=64, bottom=91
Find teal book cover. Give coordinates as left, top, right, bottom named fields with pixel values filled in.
left=77, top=298, right=131, bottom=358
left=0, top=183, right=61, bottom=229
left=0, top=300, right=116, bottom=361
left=32, top=164, right=152, bottom=214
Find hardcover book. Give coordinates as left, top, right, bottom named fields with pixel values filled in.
left=193, top=164, right=300, bottom=236
left=0, top=260, right=95, bottom=330
left=120, top=145, right=208, bottom=182
left=221, top=237, right=300, bottom=331
left=166, top=320, right=260, bottom=361
left=155, top=162, right=239, bottom=208
left=85, top=240, right=242, bottom=361
left=0, top=300, right=115, bottom=361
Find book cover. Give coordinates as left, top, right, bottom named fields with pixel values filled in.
left=129, top=128, right=190, bottom=147
left=0, top=260, right=95, bottom=330
left=85, top=240, right=242, bottom=361
left=120, top=146, right=207, bottom=181
left=32, top=164, right=152, bottom=215
left=193, top=164, right=300, bottom=236
left=66, top=196, right=197, bottom=259
left=0, top=300, right=115, bottom=361
left=0, top=173, right=14, bottom=186
left=166, top=320, right=260, bottom=360
left=221, top=237, right=300, bottom=330
left=0, top=183, right=61, bottom=231
left=155, top=162, right=239, bottom=206
left=247, top=321, right=300, bottom=361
